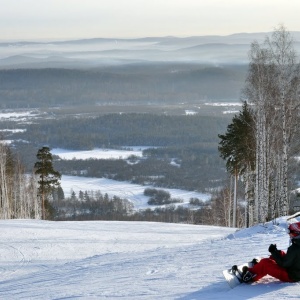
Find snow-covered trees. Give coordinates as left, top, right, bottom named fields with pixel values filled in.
left=220, top=25, right=300, bottom=226
left=0, top=143, right=40, bottom=219
left=245, top=25, right=300, bottom=223
left=34, top=146, right=61, bottom=220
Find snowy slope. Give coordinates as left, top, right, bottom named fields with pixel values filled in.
left=0, top=217, right=299, bottom=299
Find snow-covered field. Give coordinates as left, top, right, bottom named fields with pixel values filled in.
left=60, top=175, right=210, bottom=209
left=0, top=216, right=299, bottom=299
left=53, top=148, right=211, bottom=209
left=0, top=110, right=41, bottom=121
left=52, top=147, right=146, bottom=160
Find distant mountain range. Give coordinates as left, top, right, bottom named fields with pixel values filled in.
left=1, top=32, right=300, bottom=69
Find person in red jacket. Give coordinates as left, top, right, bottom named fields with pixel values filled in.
left=240, top=222, right=300, bottom=283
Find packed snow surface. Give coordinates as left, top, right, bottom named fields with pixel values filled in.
left=0, top=216, right=299, bottom=299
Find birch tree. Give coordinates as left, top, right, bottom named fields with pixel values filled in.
left=0, top=143, right=40, bottom=219
left=0, top=144, right=12, bottom=219
left=245, top=25, right=300, bottom=221
left=244, top=42, right=277, bottom=223
left=266, top=25, right=300, bottom=216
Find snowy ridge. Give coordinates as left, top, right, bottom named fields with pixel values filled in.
left=0, top=217, right=299, bottom=299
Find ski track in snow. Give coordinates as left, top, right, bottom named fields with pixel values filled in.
left=0, top=218, right=299, bottom=299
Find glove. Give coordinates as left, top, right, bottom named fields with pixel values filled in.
left=268, top=244, right=277, bottom=253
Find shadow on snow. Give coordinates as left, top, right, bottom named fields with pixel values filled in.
left=175, top=280, right=288, bottom=300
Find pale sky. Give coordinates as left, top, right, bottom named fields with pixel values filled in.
left=1, top=0, right=300, bottom=40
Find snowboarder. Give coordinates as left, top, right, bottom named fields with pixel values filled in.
left=239, top=222, right=300, bottom=283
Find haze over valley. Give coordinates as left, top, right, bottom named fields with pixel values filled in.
left=0, top=33, right=280, bottom=67
left=3, top=33, right=300, bottom=114
left=1, top=32, right=299, bottom=207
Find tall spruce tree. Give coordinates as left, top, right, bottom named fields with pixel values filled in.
left=34, top=146, right=61, bottom=220
left=218, top=102, right=255, bottom=227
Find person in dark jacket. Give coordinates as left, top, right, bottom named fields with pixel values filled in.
left=242, top=221, right=300, bottom=283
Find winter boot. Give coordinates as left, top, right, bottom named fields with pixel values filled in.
left=241, top=266, right=256, bottom=283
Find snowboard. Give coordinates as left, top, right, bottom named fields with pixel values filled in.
left=223, top=258, right=261, bottom=289
left=287, top=211, right=300, bottom=221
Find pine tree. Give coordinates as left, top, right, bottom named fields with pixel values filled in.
left=34, top=146, right=61, bottom=220
left=218, top=102, right=255, bottom=227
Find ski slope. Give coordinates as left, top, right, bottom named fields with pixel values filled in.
left=0, top=217, right=299, bottom=299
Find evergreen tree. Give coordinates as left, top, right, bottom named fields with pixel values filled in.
left=218, top=102, right=255, bottom=226
left=34, top=146, right=61, bottom=220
